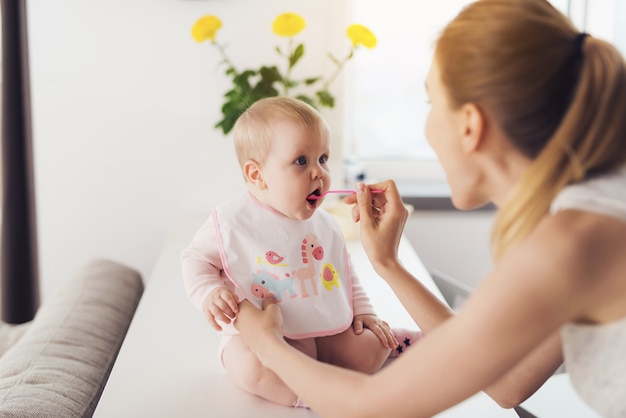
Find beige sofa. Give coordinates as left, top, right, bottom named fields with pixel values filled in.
left=0, top=259, right=143, bottom=417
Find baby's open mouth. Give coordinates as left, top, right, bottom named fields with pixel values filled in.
left=306, top=189, right=321, bottom=206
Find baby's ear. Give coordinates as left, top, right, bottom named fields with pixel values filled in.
left=243, top=160, right=266, bottom=189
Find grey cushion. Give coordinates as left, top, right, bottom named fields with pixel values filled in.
left=0, top=322, right=31, bottom=357
left=0, top=259, right=143, bottom=417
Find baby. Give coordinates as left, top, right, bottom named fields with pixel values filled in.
left=181, top=96, right=421, bottom=407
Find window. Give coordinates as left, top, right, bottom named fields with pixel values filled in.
left=344, top=0, right=623, bottom=197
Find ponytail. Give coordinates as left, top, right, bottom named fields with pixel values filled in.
left=491, top=36, right=626, bottom=258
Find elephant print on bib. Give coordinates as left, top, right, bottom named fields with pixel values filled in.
left=250, top=270, right=297, bottom=302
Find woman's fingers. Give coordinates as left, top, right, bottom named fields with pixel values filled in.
left=351, top=182, right=387, bottom=224
left=344, top=180, right=401, bottom=224
left=262, top=294, right=278, bottom=309
left=236, top=299, right=258, bottom=316
left=235, top=296, right=284, bottom=335
left=234, top=300, right=257, bottom=335
left=355, top=182, right=375, bottom=224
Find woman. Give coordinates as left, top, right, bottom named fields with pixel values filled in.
left=234, top=0, right=626, bottom=416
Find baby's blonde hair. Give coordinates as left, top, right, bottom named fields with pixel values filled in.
left=436, top=0, right=626, bottom=258
left=233, top=97, right=328, bottom=168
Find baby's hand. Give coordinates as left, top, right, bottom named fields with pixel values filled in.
left=202, top=286, right=240, bottom=331
left=353, top=314, right=398, bottom=349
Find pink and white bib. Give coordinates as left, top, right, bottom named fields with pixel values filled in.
left=213, top=192, right=354, bottom=339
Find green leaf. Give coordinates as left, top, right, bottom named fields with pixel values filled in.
left=233, top=69, right=257, bottom=85
left=295, top=95, right=317, bottom=108
left=216, top=66, right=282, bottom=133
left=259, top=66, right=283, bottom=83
left=316, top=90, right=335, bottom=108
left=254, top=67, right=281, bottom=98
left=275, top=46, right=283, bottom=56
left=289, top=43, right=305, bottom=69
left=215, top=100, right=244, bottom=134
left=304, top=77, right=321, bottom=86
left=217, top=92, right=255, bottom=135
left=215, top=114, right=237, bottom=135
left=224, top=89, right=239, bottom=100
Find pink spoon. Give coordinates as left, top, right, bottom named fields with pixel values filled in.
left=308, top=189, right=384, bottom=200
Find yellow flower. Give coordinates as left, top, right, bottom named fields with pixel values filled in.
left=192, top=15, right=222, bottom=42
left=272, top=13, right=306, bottom=37
left=347, top=24, right=377, bottom=49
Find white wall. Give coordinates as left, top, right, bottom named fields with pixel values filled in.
left=27, top=0, right=349, bottom=299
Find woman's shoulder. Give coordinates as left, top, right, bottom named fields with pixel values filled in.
left=520, top=209, right=626, bottom=319
left=529, top=209, right=626, bottom=271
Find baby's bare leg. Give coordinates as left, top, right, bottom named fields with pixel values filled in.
left=222, top=335, right=316, bottom=406
left=316, top=327, right=391, bottom=374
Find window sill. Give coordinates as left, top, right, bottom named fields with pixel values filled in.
left=396, top=180, right=494, bottom=211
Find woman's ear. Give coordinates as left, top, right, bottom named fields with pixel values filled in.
left=459, top=103, right=484, bottom=153
left=243, top=160, right=266, bottom=189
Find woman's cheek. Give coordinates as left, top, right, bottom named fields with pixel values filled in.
left=424, top=112, right=434, bottom=147
left=424, top=112, right=443, bottom=155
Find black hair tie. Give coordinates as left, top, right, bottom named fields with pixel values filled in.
left=573, top=33, right=589, bottom=59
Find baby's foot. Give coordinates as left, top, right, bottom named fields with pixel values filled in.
left=389, top=328, right=423, bottom=358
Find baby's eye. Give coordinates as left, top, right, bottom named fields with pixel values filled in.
left=295, top=156, right=307, bottom=166
left=319, top=155, right=328, bottom=164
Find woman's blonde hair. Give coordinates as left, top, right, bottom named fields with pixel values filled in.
left=232, top=97, right=328, bottom=168
left=435, top=0, right=626, bottom=258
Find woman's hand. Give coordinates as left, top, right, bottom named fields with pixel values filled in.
left=344, top=181, right=409, bottom=271
left=234, top=296, right=285, bottom=365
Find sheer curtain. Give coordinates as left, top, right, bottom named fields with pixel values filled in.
left=1, top=0, right=39, bottom=324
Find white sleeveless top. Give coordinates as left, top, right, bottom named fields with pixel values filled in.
left=213, top=192, right=354, bottom=339
left=550, top=165, right=626, bottom=418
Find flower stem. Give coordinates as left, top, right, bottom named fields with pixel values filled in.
left=323, top=47, right=355, bottom=90
left=284, top=37, right=293, bottom=96
left=213, top=40, right=238, bottom=75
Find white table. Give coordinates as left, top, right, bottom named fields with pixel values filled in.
left=95, top=215, right=516, bottom=418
